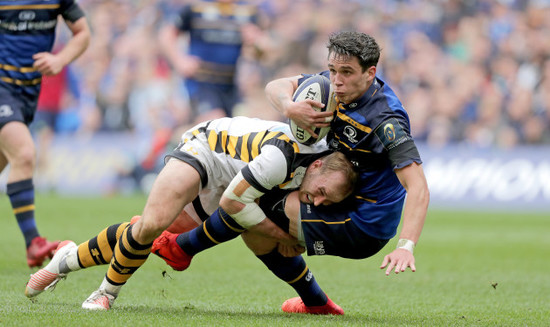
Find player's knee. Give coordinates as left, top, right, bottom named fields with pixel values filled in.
left=131, top=218, right=166, bottom=244
left=12, top=147, right=36, bottom=173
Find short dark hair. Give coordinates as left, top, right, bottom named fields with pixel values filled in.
left=327, top=31, right=381, bottom=71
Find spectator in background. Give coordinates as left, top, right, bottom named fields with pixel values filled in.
left=69, top=0, right=549, bottom=149
left=158, top=0, right=267, bottom=124
left=0, top=0, right=90, bottom=267
left=22, top=1, right=550, bottom=199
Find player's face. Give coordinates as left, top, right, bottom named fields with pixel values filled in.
left=298, top=169, right=350, bottom=206
left=328, top=54, right=375, bottom=104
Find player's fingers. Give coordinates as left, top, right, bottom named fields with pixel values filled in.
left=385, top=264, right=394, bottom=276
left=410, top=262, right=416, bottom=272
left=305, top=126, right=318, bottom=138
left=305, top=99, right=325, bottom=109
left=32, top=59, right=44, bottom=69
left=395, top=265, right=401, bottom=274
left=380, top=255, right=389, bottom=269
left=32, top=52, right=45, bottom=60
left=314, top=121, right=331, bottom=127
left=385, top=259, right=396, bottom=276
left=312, top=110, right=333, bottom=119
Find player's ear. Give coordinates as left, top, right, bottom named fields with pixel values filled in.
left=312, top=159, right=323, bottom=170
left=366, top=66, right=376, bottom=79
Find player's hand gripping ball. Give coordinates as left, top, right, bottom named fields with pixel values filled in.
left=290, top=75, right=336, bottom=145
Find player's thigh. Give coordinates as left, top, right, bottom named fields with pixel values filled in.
left=0, top=92, right=36, bottom=164
left=138, top=159, right=202, bottom=239
left=0, top=121, right=35, bottom=165
left=0, top=151, right=7, bottom=172
left=167, top=204, right=202, bottom=234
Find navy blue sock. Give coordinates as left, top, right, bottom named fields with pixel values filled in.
left=257, top=249, right=327, bottom=306
left=7, top=179, right=39, bottom=247
left=176, top=207, right=245, bottom=256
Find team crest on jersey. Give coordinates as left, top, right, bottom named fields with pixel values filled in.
left=0, top=105, right=14, bottom=118
left=343, top=125, right=358, bottom=143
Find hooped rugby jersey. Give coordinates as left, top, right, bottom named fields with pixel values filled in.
left=0, top=0, right=85, bottom=95
left=168, top=116, right=330, bottom=194
left=174, top=0, right=258, bottom=86
left=299, top=72, right=422, bottom=239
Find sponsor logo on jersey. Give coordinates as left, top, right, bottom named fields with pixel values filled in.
left=313, top=241, right=325, bottom=255
left=0, top=105, right=14, bottom=117
left=184, top=144, right=198, bottom=156
left=19, top=11, right=36, bottom=21
left=375, top=118, right=411, bottom=150
left=383, top=123, right=396, bottom=141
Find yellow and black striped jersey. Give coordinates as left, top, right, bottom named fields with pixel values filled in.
left=167, top=116, right=329, bottom=215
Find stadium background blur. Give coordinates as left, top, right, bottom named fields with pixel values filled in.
left=2, top=0, right=549, bottom=210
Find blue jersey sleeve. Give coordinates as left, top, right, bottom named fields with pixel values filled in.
left=60, top=0, right=85, bottom=22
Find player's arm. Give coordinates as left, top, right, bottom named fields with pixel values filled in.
left=265, top=75, right=332, bottom=137
left=219, top=172, right=298, bottom=246
left=158, top=8, right=200, bottom=78
left=380, top=162, right=430, bottom=275
left=33, top=14, right=90, bottom=76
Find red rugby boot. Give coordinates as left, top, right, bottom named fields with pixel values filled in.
left=152, top=230, right=193, bottom=271
left=27, top=236, right=60, bottom=268
left=281, top=295, right=344, bottom=315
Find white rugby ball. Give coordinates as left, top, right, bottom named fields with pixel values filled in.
left=290, top=75, right=336, bottom=145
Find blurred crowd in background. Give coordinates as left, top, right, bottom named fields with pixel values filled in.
left=37, top=0, right=550, bottom=153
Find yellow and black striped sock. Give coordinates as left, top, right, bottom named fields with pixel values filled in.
left=76, top=222, right=131, bottom=268
left=105, top=224, right=152, bottom=286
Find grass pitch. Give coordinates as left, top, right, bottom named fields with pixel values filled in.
left=0, top=194, right=548, bottom=326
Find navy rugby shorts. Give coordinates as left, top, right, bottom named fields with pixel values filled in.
left=0, top=87, right=38, bottom=128
left=300, top=200, right=389, bottom=259
left=187, top=82, right=240, bottom=117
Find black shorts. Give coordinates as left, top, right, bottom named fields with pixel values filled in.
left=0, top=86, right=38, bottom=128
left=259, top=189, right=389, bottom=259
left=188, top=83, right=240, bottom=117
left=300, top=199, right=388, bottom=259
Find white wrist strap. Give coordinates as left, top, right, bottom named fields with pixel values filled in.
left=396, top=238, right=415, bottom=254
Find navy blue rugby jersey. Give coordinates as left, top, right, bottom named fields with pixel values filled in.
left=175, top=0, right=258, bottom=86
left=299, top=72, right=422, bottom=239
left=0, top=0, right=84, bottom=95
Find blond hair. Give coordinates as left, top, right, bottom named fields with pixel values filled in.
left=320, top=151, right=358, bottom=196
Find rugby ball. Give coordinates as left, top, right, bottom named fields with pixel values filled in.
left=290, top=75, right=336, bottom=145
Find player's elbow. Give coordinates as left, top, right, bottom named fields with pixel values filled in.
left=416, top=183, right=430, bottom=210
left=219, top=196, right=245, bottom=215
